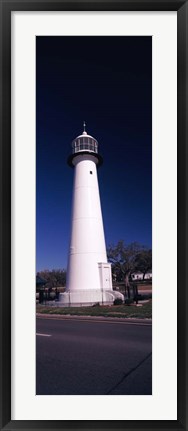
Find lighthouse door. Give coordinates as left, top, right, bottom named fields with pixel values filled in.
left=103, top=266, right=111, bottom=289
left=98, top=263, right=112, bottom=290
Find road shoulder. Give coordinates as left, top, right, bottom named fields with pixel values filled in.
left=36, top=313, right=152, bottom=325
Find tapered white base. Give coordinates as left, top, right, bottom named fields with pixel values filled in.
left=58, top=289, right=124, bottom=307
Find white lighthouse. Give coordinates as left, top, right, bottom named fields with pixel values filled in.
left=59, top=123, right=124, bottom=306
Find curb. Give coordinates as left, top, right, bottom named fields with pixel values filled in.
left=36, top=313, right=152, bottom=325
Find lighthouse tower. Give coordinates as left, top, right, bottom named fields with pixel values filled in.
left=59, top=123, right=124, bottom=306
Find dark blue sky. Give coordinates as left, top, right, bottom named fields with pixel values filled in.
left=36, top=36, right=152, bottom=271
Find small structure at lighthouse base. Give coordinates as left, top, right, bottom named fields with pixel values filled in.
left=59, top=288, right=124, bottom=307
left=59, top=124, right=124, bottom=307
left=59, top=261, right=124, bottom=307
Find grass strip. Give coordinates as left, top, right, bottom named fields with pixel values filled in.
left=36, top=300, right=152, bottom=319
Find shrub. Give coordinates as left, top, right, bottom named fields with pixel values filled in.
left=113, top=298, right=123, bottom=305
left=92, top=302, right=100, bottom=307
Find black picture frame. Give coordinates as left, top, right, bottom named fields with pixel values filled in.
left=0, top=0, right=187, bottom=430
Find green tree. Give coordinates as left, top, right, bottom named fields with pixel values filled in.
left=135, top=249, right=152, bottom=280
left=37, top=269, right=66, bottom=289
left=107, top=241, right=144, bottom=298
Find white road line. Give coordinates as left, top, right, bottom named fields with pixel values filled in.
left=36, top=333, right=52, bottom=337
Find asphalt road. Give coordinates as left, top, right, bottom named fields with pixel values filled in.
left=36, top=317, right=152, bottom=395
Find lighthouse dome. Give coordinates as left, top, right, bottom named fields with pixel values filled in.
left=68, top=122, right=103, bottom=167
left=71, top=129, right=98, bottom=155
